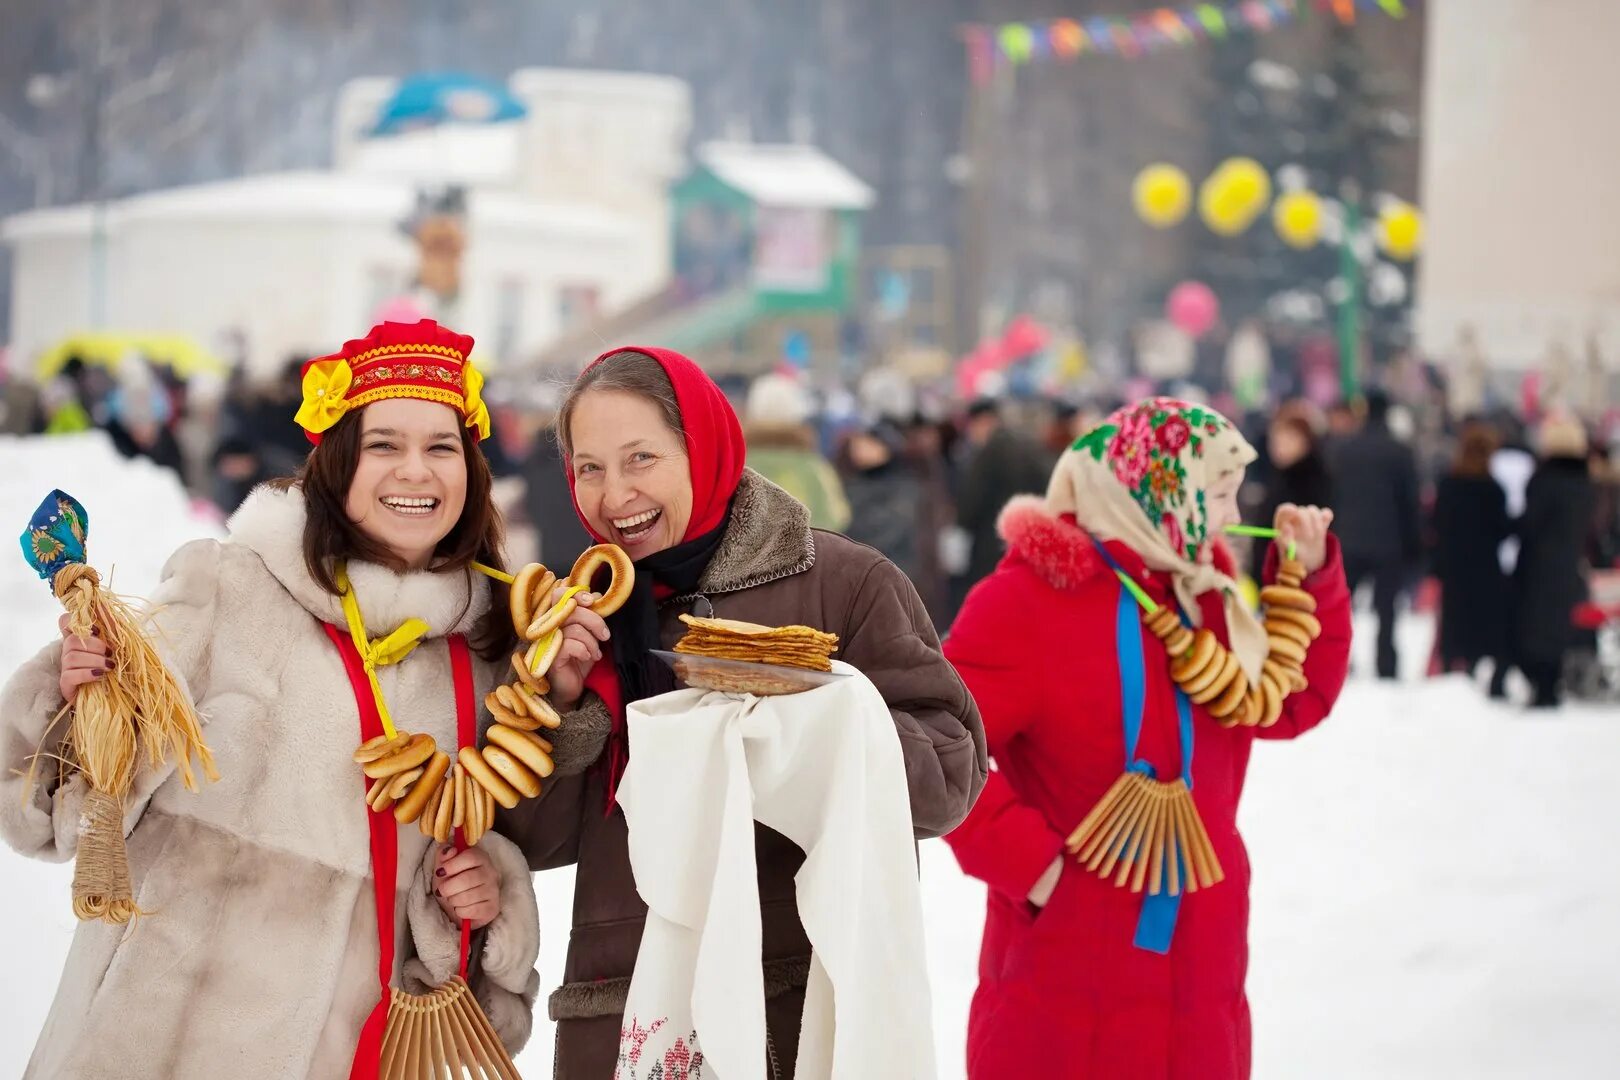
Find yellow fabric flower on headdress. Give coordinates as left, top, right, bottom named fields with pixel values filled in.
left=294, top=359, right=353, bottom=436
left=462, top=360, right=492, bottom=441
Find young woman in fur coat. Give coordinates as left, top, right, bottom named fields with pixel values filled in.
left=0, top=320, right=541, bottom=1079
left=944, top=398, right=1352, bottom=1080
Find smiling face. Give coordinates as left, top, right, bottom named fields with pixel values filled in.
left=343, top=398, right=469, bottom=569
left=568, top=389, right=693, bottom=556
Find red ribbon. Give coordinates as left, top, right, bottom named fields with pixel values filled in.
left=327, top=624, right=475, bottom=1080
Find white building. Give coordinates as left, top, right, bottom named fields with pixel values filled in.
left=1418, top=0, right=1619, bottom=411
left=3, top=68, right=692, bottom=380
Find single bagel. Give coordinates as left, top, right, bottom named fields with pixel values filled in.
left=1163, top=627, right=1194, bottom=657
left=366, top=775, right=397, bottom=812
left=529, top=630, right=566, bottom=680
left=363, top=732, right=436, bottom=779
left=1266, top=607, right=1322, bottom=638
left=511, top=650, right=543, bottom=691
left=393, top=750, right=452, bottom=824
left=460, top=745, right=521, bottom=809
left=1278, top=559, right=1307, bottom=583
left=449, top=764, right=466, bottom=830
left=482, top=745, right=542, bottom=800
left=463, top=783, right=486, bottom=847
left=487, top=722, right=557, bottom=779
left=517, top=572, right=558, bottom=640
left=569, top=544, right=636, bottom=618
left=1182, top=644, right=1234, bottom=698
left=1264, top=619, right=1313, bottom=650
left=432, top=766, right=456, bottom=843
left=1260, top=585, right=1317, bottom=614
left=418, top=778, right=444, bottom=838
left=1260, top=673, right=1285, bottom=727
left=494, top=685, right=525, bottom=717
left=385, top=766, right=424, bottom=800
left=485, top=692, right=530, bottom=730
left=1146, top=607, right=1180, bottom=638
left=509, top=563, right=549, bottom=637
left=490, top=693, right=545, bottom=731
left=354, top=733, right=411, bottom=764
left=526, top=595, right=578, bottom=642
left=1268, top=634, right=1307, bottom=666
left=1171, top=629, right=1219, bottom=679
left=1209, top=670, right=1250, bottom=717
left=1231, top=685, right=1261, bottom=727
left=1189, top=652, right=1241, bottom=705
left=510, top=683, right=561, bottom=730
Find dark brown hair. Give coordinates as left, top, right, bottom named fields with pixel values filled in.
left=556, top=350, right=685, bottom=463
left=1452, top=420, right=1499, bottom=478
left=271, top=411, right=513, bottom=659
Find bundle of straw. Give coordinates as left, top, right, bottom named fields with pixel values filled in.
left=20, top=490, right=217, bottom=924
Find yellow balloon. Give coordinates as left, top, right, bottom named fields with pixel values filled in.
left=1378, top=202, right=1423, bottom=261
left=1133, top=164, right=1192, bottom=228
left=1199, top=158, right=1272, bottom=237
left=1273, top=190, right=1323, bottom=249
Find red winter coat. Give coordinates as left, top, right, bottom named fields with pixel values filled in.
left=943, top=497, right=1352, bottom=1080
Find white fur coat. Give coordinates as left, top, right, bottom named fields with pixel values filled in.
left=0, top=486, right=540, bottom=1079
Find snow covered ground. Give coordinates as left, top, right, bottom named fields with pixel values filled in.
left=2, top=433, right=1616, bottom=1078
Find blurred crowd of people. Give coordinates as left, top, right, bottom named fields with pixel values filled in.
left=7, top=347, right=1618, bottom=708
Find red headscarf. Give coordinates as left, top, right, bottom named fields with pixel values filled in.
left=563, top=346, right=746, bottom=808
left=563, top=345, right=745, bottom=544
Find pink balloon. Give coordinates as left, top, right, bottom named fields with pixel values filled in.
left=1166, top=281, right=1219, bottom=339
left=1000, top=314, right=1050, bottom=359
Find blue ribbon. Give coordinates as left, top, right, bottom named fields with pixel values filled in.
left=1098, top=540, right=1195, bottom=955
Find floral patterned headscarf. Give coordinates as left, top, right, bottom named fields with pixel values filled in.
left=1053, top=398, right=1267, bottom=681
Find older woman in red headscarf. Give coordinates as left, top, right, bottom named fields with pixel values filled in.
left=497, top=346, right=985, bottom=1077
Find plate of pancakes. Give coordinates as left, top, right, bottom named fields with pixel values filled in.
left=655, top=614, right=845, bottom=696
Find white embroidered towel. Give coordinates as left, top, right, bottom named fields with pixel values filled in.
left=615, top=661, right=935, bottom=1080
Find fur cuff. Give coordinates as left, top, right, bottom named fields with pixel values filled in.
left=406, top=831, right=540, bottom=994
left=550, top=693, right=612, bottom=776
left=479, top=967, right=539, bottom=1054
left=0, top=641, right=72, bottom=860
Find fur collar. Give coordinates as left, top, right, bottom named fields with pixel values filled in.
left=687, top=468, right=815, bottom=598
left=227, top=484, right=490, bottom=637
left=996, top=495, right=1237, bottom=592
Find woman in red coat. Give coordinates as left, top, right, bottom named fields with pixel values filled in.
left=944, top=398, right=1351, bottom=1079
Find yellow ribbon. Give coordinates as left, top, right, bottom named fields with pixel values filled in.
left=462, top=361, right=493, bottom=441
left=293, top=358, right=354, bottom=436
left=528, top=585, right=587, bottom=674
left=336, top=562, right=430, bottom=740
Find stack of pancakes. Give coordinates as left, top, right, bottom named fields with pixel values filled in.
left=673, top=615, right=839, bottom=672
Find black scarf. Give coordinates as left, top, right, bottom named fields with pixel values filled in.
left=606, top=512, right=730, bottom=707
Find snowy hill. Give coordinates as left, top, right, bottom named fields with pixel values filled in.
left=0, top=435, right=1615, bottom=1077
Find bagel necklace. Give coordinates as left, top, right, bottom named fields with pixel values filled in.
left=349, top=543, right=635, bottom=835
left=1063, top=535, right=1322, bottom=926
left=324, top=544, right=631, bottom=1080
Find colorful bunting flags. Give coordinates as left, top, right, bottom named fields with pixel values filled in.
left=963, top=0, right=1411, bottom=85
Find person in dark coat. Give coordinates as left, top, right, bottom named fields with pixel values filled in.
left=1249, top=404, right=1335, bottom=582
left=1432, top=421, right=1513, bottom=676
left=521, top=422, right=594, bottom=569
left=1514, top=415, right=1596, bottom=708
left=1327, top=391, right=1422, bottom=678
left=837, top=421, right=924, bottom=578
left=956, top=399, right=1052, bottom=591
